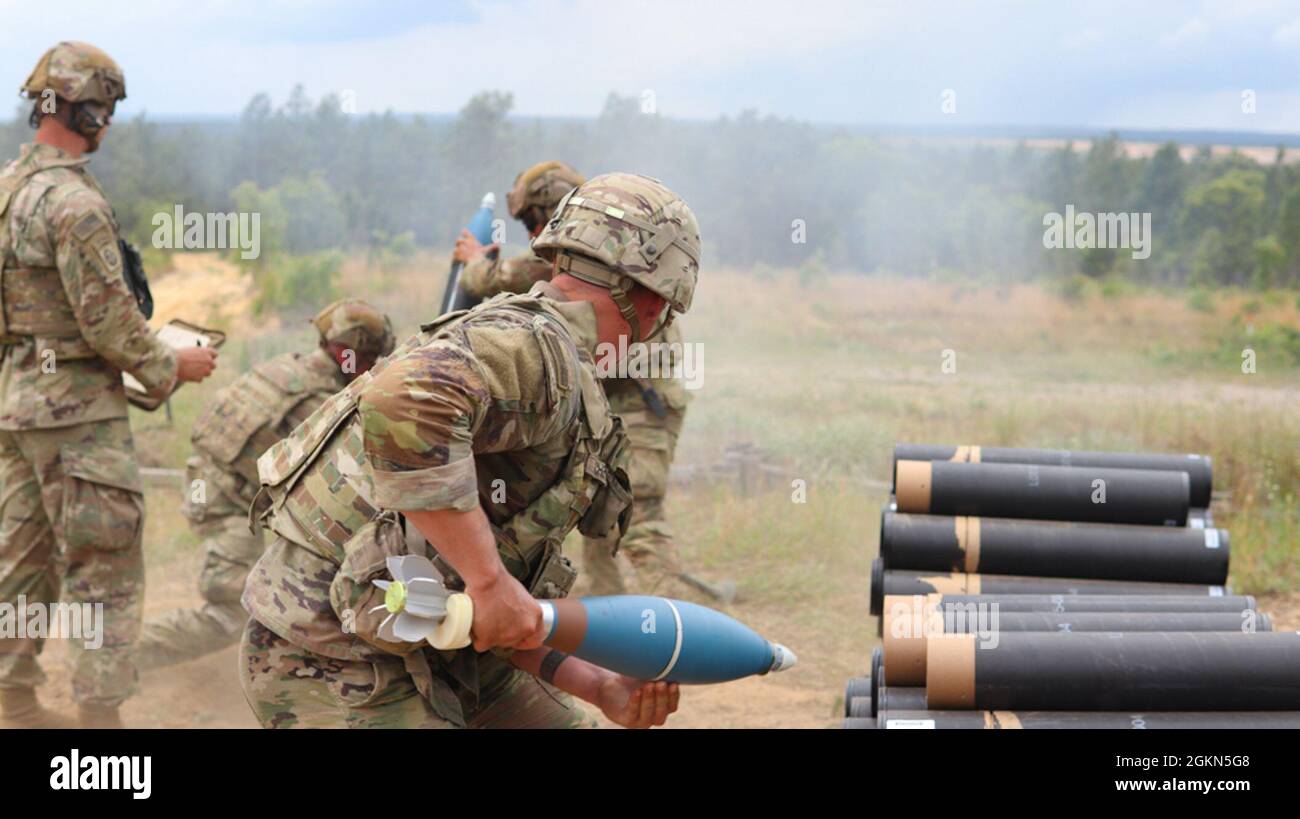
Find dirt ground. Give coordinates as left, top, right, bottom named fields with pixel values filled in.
left=31, top=534, right=1296, bottom=730
left=33, top=519, right=847, bottom=729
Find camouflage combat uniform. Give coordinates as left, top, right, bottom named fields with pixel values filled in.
left=136, top=301, right=394, bottom=671
left=459, top=161, right=695, bottom=596
left=460, top=250, right=553, bottom=298
left=135, top=350, right=347, bottom=670
left=580, top=325, right=691, bottom=596
left=0, top=142, right=177, bottom=708
left=239, top=282, right=632, bottom=728
left=459, top=161, right=585, bottom=300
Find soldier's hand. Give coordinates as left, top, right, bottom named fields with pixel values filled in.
left=176, top=346, right=218, bottom=383
left=452, top=229, right=498, bottom=264
left=597, top=677, right=679, bottom=729
left=466, top=566, right=545, bottom=652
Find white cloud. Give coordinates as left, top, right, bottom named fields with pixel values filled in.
left=1158, top=17, right=1210, bottom=48
left=1273, top=17, right=1300, bottom=43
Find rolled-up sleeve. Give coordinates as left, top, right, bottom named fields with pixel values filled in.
left=356, top=342, right=489, bottom=512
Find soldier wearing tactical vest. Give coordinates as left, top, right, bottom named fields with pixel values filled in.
left=240, top=173, right=698, bottom=728
left=454, top=161, right=715, bottom=601
left=0, top=42, right=218, bottom=729
left=135, top=300, right=395, bottom=672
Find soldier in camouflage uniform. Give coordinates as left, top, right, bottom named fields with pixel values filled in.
left=455, top=160, right=586, bottom=298
left=240, top=173, right=698, bottom=728
left=135, top=300, right=395, bottom=671
left=0, top=42, right=218, bottom=728
left=454, top=161, right=705, bottom=599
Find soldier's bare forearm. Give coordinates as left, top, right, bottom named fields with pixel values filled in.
left=404, top=506, right=502, bottom=587
left=406, top=505, right=546, bottom=650
left=510, top=647, right=606, bottom=703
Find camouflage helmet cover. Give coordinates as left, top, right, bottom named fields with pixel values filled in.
left=312, top=299, right=395, bottom=357
left=22, top=41, right=127, bottom=105
left=506, top=160, right=586, bottom=220
left=531, top=172, right=701, bottom=314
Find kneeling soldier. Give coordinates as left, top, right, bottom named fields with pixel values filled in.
left=135, top=300, right=394, bottom=671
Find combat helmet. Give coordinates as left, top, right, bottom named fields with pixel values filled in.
left=532, top=172, right=701, bottom=340
left=312, top=298, right=396, bottom=358
left=506, top=161, right=586, bottom=232
left=22, top=42, right=126, bottom=135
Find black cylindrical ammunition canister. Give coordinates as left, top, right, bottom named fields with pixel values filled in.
left=877, top=709, right=1300, bottom=729
left=848, top=696, right=873, bottom=718
left=879, top=511, right=1228, bottom=584
left=879, top=686, right=927, bottom=713
left=894, top=460, right=1189, bottom=526
left=844, top=676, right=872, bottom=717
left=880, top=595, right=1264, bottom=685
left=892, top=444, right=1213, bottom=508
left=931, top=593, right=1256, bottom=614
left=842, top=718, right=878, bottom=729
left=870, top=561, right=1224, bottom=617
left=942, top=610, right=1267, bottom=634
left=926, top=632, right=1300, bottom=711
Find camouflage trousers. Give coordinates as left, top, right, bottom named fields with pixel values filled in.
left=239, top=619, right=595, bottom=729
left=582, top=395, right=685, bottom=597
left=0, top=418, right=145, bottom=707
left=136, top=456, right=263, bottom=671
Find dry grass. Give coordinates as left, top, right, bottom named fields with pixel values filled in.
left=106, top=256, right=1299, bottom=728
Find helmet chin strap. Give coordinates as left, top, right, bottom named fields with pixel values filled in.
left=555, top=251, right=657, bottom=342
left=642, top=306, right=675, bottom=342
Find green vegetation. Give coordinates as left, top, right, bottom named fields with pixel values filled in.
left=8, top=91, right=1300, bottom=291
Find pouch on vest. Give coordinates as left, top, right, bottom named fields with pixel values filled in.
left=328, top=511, right=430, bottom=658
left=251, top=372, right=371, bottom=536
left=576, top=403, right=633, bottom=538
left=526, top=549, right=579, bottom=600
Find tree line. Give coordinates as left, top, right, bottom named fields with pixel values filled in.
left=5, top=87, right=1300, bottom=290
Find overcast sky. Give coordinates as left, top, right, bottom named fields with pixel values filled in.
left=5, top=0, right=1300, bottom=132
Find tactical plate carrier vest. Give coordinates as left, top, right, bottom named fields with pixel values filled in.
left=254, top=292, right=632, bottom=612
left=0, top=155, right=102, bottom=348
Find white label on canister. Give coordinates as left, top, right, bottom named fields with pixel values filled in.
left=1209, top=586, right=1224, bottom=597
left=1204, top=530, right=1220, bottom=549
left=886, top=719, right=936, bottom=729
left=1190, top=518, right=1205, bottom=529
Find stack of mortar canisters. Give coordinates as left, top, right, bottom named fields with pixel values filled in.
left=842, top=443, right=1300, bottom=730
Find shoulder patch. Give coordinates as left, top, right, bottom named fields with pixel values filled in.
left=72, top=210, right=108, bottom=241
left=97, top=241, right=121, bottom=271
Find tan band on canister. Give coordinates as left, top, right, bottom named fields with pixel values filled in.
left=953, top=516, right=978, bottom=572
left=950, top=446, right=970, bottom=462
left=926, top=633, right=976, bottom=708
left=969, top=446, right=981, bottom=463
left=965, top=517, right=981, bottom=573
left=895, top=460, right=932, bottom=513
left=967, top=573, right=981, bottom=594
left=882, top=595, right=931, bottom=686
